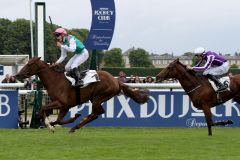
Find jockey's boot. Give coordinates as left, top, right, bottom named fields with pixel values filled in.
left=206, top=74, right=226, bottom=91
left=66, top=68, right=83, bottom=86
left=72, top=68, right=84, bottom=86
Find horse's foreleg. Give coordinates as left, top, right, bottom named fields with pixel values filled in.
left=50, top=109, right=81, bottom=126
left=40, top=101, right=63, bottom=132
left=202, top=106, right=213, bottom=136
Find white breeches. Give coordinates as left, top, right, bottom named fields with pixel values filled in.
left=203, top=62, right=229, bottom=76
left=65, top=48, right=89, bottom=71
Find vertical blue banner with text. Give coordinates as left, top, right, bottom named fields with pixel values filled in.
left=85, top=0, right=115, bottom=50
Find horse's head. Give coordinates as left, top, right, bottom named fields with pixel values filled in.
left=15, top=57, right=43, bottom=81
left=156, top=59, right=187, bottom=82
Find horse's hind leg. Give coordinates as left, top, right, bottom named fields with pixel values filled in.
left=212, top=120, right=233, bottom=126
left=69, top=103, right=105, bottom=133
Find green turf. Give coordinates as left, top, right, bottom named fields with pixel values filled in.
left=0, top=127, right=240, bottom=160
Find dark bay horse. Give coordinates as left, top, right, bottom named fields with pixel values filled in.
left=15, top=57, right=149, bottom=132
left=156, top=59, right=240, bottom=136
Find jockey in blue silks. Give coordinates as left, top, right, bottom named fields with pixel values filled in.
left=191, top=47, right=229, bottom=91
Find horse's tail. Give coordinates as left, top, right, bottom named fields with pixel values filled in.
left=119, top=81, right=149, bottom=104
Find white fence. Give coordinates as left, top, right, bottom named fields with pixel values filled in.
left=0, top=82, right=183, bottom=94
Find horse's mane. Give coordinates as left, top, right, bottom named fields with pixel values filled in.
left=37, top=58, right=65, bottom=73
left=176, top=60, right=197, bottom=76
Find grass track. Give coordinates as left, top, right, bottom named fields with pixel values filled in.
left=0, top=127, right=240, bottom=160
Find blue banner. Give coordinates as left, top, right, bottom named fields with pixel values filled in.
left=84, top=0, right=115, bottom=50
left=0, top=65, right=3, bottom=76
left=0, top=90, right=18, bottom=128
left=64, top=91, right=240, bottom=128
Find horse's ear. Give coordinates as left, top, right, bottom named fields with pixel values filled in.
left=174, top=58, right=180, bottom=63
left=38, top=57, right=41, bottom=60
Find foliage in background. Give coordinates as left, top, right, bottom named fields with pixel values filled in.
left=230, top=64, right=238, bottom=69
left=0, top=18, right=31, bottom=55
left=104, top=48, right=124, bottom=67
left=129, top=48, right=153, bottom=67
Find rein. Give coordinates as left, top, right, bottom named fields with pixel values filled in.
left=27, top=62, right=50, bottom=77
left=177, top=67, right=202, bottom=94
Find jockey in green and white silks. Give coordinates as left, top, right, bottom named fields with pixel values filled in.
left=53, top=28, right=89, bottom=86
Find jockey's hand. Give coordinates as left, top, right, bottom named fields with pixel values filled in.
left=50, top=63, right=58, bottom=68
left=187, top=66, right=193, bottom=70
left=56, top=42, right=62, bottom=48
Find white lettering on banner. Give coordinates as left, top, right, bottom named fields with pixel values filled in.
left=94, top=8, right=114, bottom=21
left=225, top=101, right=240, bottom=117
left=211, top=107, right=222, bottom=117
left=158, top=95, right=174, bottom=118
left=179, top=95, right=189, bottom=118
left=69, top=102, right=92, bottom=118
left=117, top=95, right=135, bottom=118
left=103, top=98, right=114, bottom=118
left=140, top=96, right=157, bottom=118
left=191, top=104, right=205, bottom=117
left=67, top=93, right=240, bottom=119
left=186, top=118, right=207, bottom=128
left=0, top=94, right=10, bottom=116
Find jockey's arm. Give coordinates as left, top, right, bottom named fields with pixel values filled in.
left=61, top=37, right=77, bottom=53
left=192, top=55, right=214, bottom=72
left=55, top=47, right=67, bottom=64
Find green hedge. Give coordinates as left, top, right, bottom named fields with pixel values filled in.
left=102, top=67, right=240, bottom=77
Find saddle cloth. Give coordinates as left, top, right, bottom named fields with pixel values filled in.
left=208, top=76, right=230, bottom=91
left=81, top=70, right=100, bottom=87
left=65, top=70, right=100, bottom=87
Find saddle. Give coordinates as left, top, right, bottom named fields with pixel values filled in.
left=65, top=70, right=100, bottom=87
left=207, top=76, right=230, bottom=91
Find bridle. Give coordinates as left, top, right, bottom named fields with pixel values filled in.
left=172, top=62, right=202, bottom=94
left=23, top=60, right=48, bottom=78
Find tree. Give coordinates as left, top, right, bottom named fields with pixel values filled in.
left=0, top=18, right=11, bottom=54
left=129, top=48, right=153, bottom=67
left=104, top=48, right=124, bottom=67
left=0, top=18, right=31, bottom=55
left=183, top=52, right=194, bottom=56
left=230, top=64, right=238, bottom=69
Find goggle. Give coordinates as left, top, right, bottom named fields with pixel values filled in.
left=55, top=33, right=62, bottom=37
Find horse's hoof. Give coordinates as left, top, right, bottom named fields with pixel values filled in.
left=69, top=129, right=75, bottom=133
left=227, top=120, right=234, bottom=124
left=50, top=122, right=55, bottom=127
left=49, top=126, right=55, bottom=133
left=75, top=113, right=81, bottom=118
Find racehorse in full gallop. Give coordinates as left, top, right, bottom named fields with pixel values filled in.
left=15, top=57, right=149, bottom=133
left=156, top=59, right=240, bottom=136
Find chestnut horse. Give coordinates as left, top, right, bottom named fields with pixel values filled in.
left=156, top=59, right=240, bottom=136
left=15, top=57, right=149, bottom=133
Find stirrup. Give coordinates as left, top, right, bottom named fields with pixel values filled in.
left=73, top=80, right=84, bottom=86
left=217, top=85, right=227, bottom=92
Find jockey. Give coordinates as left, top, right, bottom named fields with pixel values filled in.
left=52, top=28, right=89, bottom=86
left=191, top=47, right=229, bottom=91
